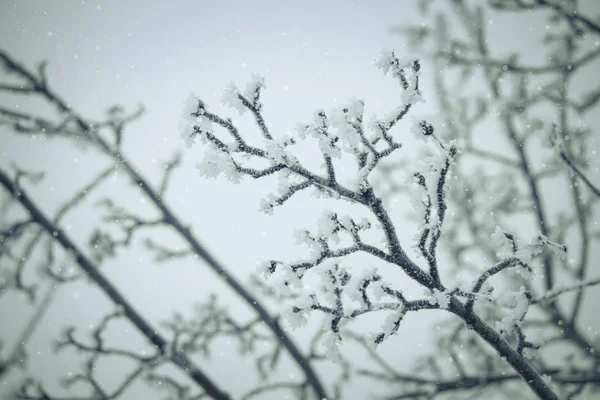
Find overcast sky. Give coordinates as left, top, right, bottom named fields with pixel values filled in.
left=1, top=1, right=599, bottom=399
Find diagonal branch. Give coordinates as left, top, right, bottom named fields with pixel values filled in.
left=0, top=168, right=231, bottom=400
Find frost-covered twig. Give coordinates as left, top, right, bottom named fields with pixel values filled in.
left=532, top=277, right=600, bottom=305
left=384, top=1, right=600, bottom=397
left=182, top=50, right=562, bottom=399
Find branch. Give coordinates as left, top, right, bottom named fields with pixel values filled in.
left=0, top=168, right=231, bottom=400
left=0, top=50, right=328, bottom=399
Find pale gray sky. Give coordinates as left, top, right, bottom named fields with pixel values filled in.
left=1, top=1, right=599, bottom=399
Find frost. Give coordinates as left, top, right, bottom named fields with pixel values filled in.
left=296, top=110, right=342, bottom=159
left=316, top=211, right=338, bottom=237
left=222, top=82, right=246, bottom=114
left=242, top=74, right=266, bottom=104
left=264, top=140, right=286, bottom=164
left=179, top=93, right=200, bottom=148
left=280, top=262, right=302, bottom=290
left=291, top=230, right=324, bottom=262
left=259, top=193, right=278, bottom=215
left=428, top=288, right=450, bottom=309
left=283, top=307, right=308, bottom=329
left=282, top=293, right=318, bottom=329
left=491, top=228, right=567, bottom=263
left=401, top=84, right=423, bottom=105
left=263, top=137, right=296, bottom=166
left=491, top=227, right=514, bottom=259
left=268, top=262, right=303, bottom=297
left=382, top=309, right=404, bottom=336
left=375, top=49, right=413, bottom=74
left=181, top=93, right=199, bottom=123
left=494, top=286, right=530, bottom=333
left=195, top=147, right=241, bottom=184
left=256, top=260, right=274, bottom=279
left=411, top=119, right=435, bottom=141
left=370, top=281, right=387, bottom=301
left=367, top=308, right=404, bottom=349
left=330, top=98, right=365, bottom=153
left=346, top=267, right=379, bottom=305
left=196, top=118, right=214, bottom=136
left=375, top=48, right=396, bottom=74
left=321, top=331, right=343, bottom=364
left=375, top=49, right=422, bottom=107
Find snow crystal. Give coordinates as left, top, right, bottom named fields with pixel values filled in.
left=381, top=309, right=404, bottom=336
left=179, top=93, right=200, bottom=148
left=182, top=93, right=199, bottom=123
left=242, top=73, right=266, bottom=103
left=256, top=260, right=274, bottom=279
left=259, top=193, right=278, bottom=215
left=222, top=81, right=246, bottom=115
left=264, top=137, right=297, bottom=166
left=280, top=262, right=302, bottom=290
left=345, top=267, right=377, bottom=304
left=375, top=48, right=396, bottom=74
left=428, top=288, right=450, bottom=309
left=321, top=331, right=343, bottom=364
left=490, top=227, right=514, bottom=259
left=283, top=307, right=308, bottom=329
left=195, top=147, right=241, bottom=184
left=317, top=211, right=338, bottom=237
left=401, top=84, right=423, bottom=106
left=494, top=286, right=530, bottom=333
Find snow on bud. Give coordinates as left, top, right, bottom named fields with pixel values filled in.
left=317, top=211, right=338, bottom=237
left=295, top=122, right=311, bottom=139
left=283, top=294, right=317, bottom=329
left=222, top=81, right=246, bottom=114
left=494, top=286, right=531, bottom=333
left=366, top=308, right=405, bottom=349
left=196, top=147, right=241, bottom=184
left=331, top=102, right=363, bottom=152
left=376, top=49, right=413, bottom=76
left=515, top=234, right=566, bottom=263
left=401, top=83, right=424, bottom=105
left=321, top=331, right=343, bottom=363
left=243, top=73, right=266, bottom=103
left=256, top=260, right=275, bottom=279
left=196, top=118, right=214, bottom=136
left=491, top=226, right=514, bottom=259
left=180, top=93, right=201, bottom=148
left=411, top=119, right=434, bottom=140
left=276, top=172, right=292, bottom=195
left=268, top=262, right=303, bottom=297
left=182, top=93, right=200, bottom=123
left=264, top=140, right=287, bottom=165
left=283, top=306, right=308, bottom=329
left=280, top=262, right=302, bottom=290
left=546, top=237, right=568, bottom=260
left=292, top=229, right=311, bottom=245
left=344, top=98, right=365, bottom=121
left=337, top=215, right=353, bottom=231
left=375, top=48, right=396, bottom=75
left=345, top=267, right=377, bottom=304
left=427, top=288, right=450, bottom=309
left=381, top=309, right=405, bottom=336
left=259, top=193, right=278, bottom=215
left=370, top=281, right=387, bottom=301
left=264, top=137, right=297, bottom=166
